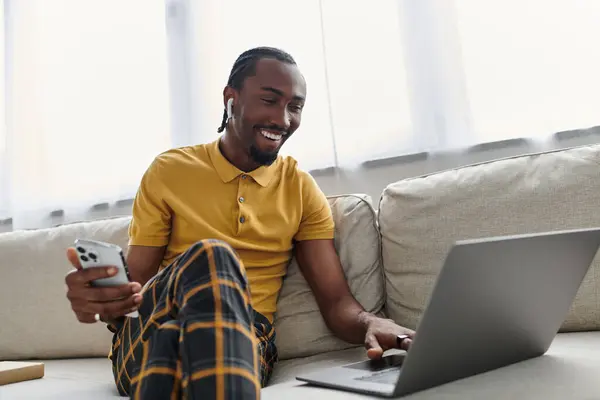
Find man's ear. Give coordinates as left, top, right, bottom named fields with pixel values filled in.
left=222, top=86, right=237, bottom=113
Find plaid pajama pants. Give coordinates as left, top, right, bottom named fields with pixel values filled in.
left=107, top=239, right=278, bottom=399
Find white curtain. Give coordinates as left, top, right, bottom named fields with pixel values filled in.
left=185, top=0, right=600, bottom=165
left=2, top=0, right=600, bottom=230
left=3, top=0, right=172, bottom=229
left=185, top=0, right=415, bottom=170
left=454, top=0, right=600, bottom=142
left=0, top=0, right=6, bottom=220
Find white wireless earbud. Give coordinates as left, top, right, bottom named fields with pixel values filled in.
left=226, top=98, right=234, bottom=120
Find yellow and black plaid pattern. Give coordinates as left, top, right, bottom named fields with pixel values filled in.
left=108, top=239, right=278, bottom=399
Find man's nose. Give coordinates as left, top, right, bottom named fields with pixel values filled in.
left=270, top=108, right=291, bottom=131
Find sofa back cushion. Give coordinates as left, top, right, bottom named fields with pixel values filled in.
left=274, top=194, right=385, bottom=360
left=379, top=144, right=600, bottom=332
left=0, top=217, right=131, bottom=360
left=0, top=194, right=383, bottom=361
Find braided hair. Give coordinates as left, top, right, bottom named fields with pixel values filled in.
left=217, top=47, right=297, bottom=133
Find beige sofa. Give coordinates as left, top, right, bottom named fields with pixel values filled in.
left=2, top=143, right=600, bottom=399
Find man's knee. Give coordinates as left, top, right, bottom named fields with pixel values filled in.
left=179, top=239, right=244, bottom=277
left=173, top=239, right=250, bottom=312
left=187, top=238, right=232, bottom=251
left=186, top=239, right=237, bottom=260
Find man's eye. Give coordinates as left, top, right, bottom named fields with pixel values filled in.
left=290, top=104, right=303, bottom=112
left=261, top=98, right=276, bottom=104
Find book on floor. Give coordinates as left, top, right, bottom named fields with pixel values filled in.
left=0, top=361, right=45, bottom=386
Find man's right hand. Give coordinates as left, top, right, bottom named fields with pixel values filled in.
left=65, top=247, right=143, bottom=323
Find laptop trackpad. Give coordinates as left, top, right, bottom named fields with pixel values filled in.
left=343, top=354, right=405, bottom=372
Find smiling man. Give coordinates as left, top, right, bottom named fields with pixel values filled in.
left=64, top=47, right=415, bottom=399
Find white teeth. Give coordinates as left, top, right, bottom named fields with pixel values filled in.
left=260, top=130, right=282, bottom=141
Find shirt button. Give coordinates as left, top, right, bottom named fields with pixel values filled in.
left=241, top=174, right=247, bottom=180
left=239, top=197, right=245, bottom=203
left=239, top=216, right=245, bottom=223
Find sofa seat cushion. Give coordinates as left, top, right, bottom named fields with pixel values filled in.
left=0, top=358, right=118, bottom=399
left=262, top=332, right=600, bottom=399
left=0, top=347, right=372, bottom=399
left=379, top=144, right=600, bottom=332
left=3, top=333, right=598, bottom=399
left=274, top=194, right=384, bottom=360
left=269, top=346, right=370, bottom=386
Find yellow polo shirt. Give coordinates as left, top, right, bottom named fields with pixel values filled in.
left=128, top=138, right=335, bottom=322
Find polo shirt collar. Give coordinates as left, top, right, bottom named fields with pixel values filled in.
left=208, top=138, right=277, bottom=187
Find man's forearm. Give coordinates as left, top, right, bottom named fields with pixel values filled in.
left=293, top=239, right=383, bottom=344
left=322, top=295, right=378, bottom=344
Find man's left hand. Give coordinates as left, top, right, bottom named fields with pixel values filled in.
left=364, top=316, right=415, bottom=359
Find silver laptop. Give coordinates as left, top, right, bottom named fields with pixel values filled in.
left=296, top=227, right=600, bottom=397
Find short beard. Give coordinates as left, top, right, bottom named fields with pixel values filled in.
left=250, top=144, right=278, bottom=166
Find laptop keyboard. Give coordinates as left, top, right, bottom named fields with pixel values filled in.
left=355, top=368, right=401, bottom=384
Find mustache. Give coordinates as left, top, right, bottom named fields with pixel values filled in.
left=255, top=124, right=288, bottom=135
